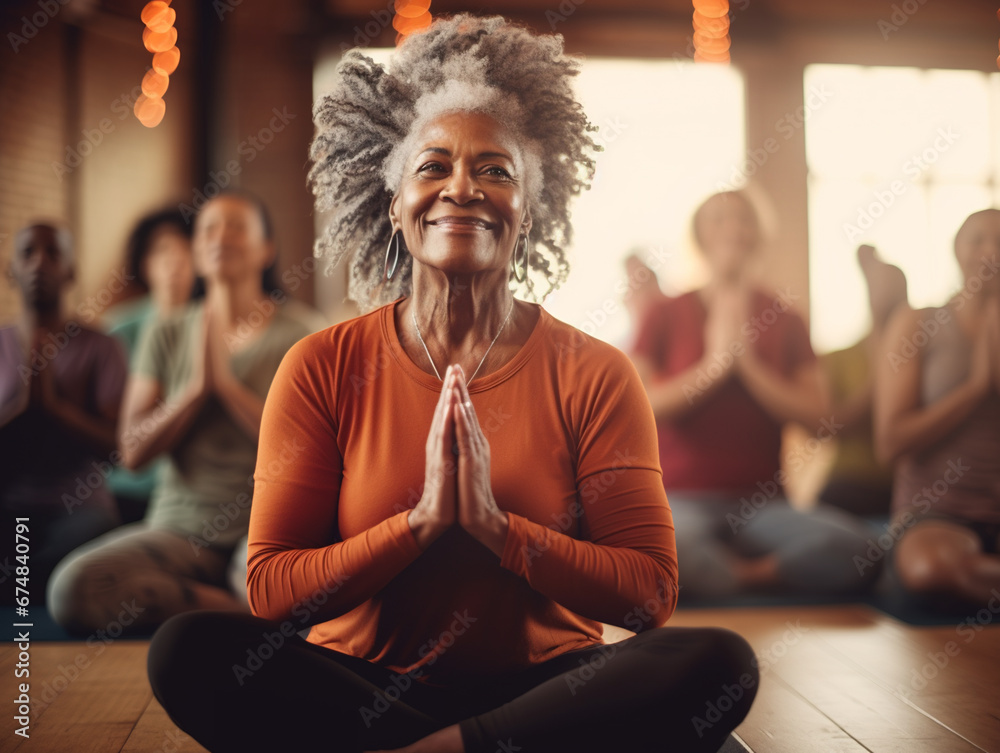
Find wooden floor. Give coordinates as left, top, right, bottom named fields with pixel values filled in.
left=2, top=605, right=998, bottom=752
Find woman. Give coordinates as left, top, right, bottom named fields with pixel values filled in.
left=1, top=223, right=126, bottom=596
left=47, top=191, right=320, bottom=633
left=148, top=15, right=757, bottom=753
left=876, top=208, right=1000, bottom=609
left=105, top=208, right=198, bottom=523
left=631, top=190, right=876, bottom=599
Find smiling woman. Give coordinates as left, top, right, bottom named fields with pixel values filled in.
left=146, top=14, right=758, bottom=753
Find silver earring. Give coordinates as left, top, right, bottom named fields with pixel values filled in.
left=512, top=233, right=529, bottom=283
left=384, top=230, right=402, bottom=281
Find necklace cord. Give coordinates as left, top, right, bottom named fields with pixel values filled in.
left=411, top=297, right=516, bottom=384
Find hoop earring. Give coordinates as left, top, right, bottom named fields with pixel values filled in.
left=512, top=233, right=529, bottom=283
left=384, top=230, right=402, bottom=281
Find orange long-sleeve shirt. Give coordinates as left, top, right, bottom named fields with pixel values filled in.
left=247, top=300, right=677, bottom=686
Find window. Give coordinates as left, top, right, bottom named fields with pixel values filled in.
left=804, top=64, right=1000, bottom=353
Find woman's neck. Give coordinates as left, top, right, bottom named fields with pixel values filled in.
left=205, top=276, right=270, bottom=327
left=404, top=265, right=520, bottom=376
left=699, top=275, right=750, bottom=304
left=152, top=291, right=189, bottom=318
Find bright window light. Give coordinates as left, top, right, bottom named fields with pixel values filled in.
left=805, top=64, right=1000, bottom=354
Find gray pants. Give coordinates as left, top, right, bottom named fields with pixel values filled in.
left=669, top=493, right=879, bottom=599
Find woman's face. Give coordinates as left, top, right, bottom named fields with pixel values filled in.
left=193, top=196, right=273, bottom=285
left=694, top=193, right=761, bottom=283
left=954, top=209, right=1000, bottom=296
left=390, top=111, right=531, bottom=279
left=144, top=226, right=194, bottom=307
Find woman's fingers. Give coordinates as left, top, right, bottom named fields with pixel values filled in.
left=428, top=366, right=458, bottom=448
left=452, top=366, right=485, bottom=442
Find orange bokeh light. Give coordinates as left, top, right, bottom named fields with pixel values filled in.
left=693, top=10, right=728, bottom=35
left=147, top=7, right=176, bottom=33
left=142, top=69, right=170, bottom=98
left=694, top=30, right=731, bottom=53
left=393, top=11, right=432, bottom=34
left=395, top=0, right=431, bottom=19
left=152, top=46, right=180, bottom=75
left=143, top=26, right=177, bottom=53
left=134, top=94, right=166, bottom=128
left=141, top=1, right=168, bottom=25
left=694, top=50, right=731, bottom=64
left=692, top=0, right=729, bottom=19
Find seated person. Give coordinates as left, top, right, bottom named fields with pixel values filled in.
left=819, top=245, right=908, bottom=519
left=105, top=208, right=197, bottom=524
left=1, top=223, right=125, bottom=598
left=145, top=17, right=758, bottom=753
left=876, top=208, right=1000, bottom=610
left=632, top=190, right=877, bottom=600
left=47, top=192, right=321, bottom=634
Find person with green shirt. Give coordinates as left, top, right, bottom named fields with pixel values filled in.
left=104, top=208, right=197, bottom=523
left=47, top=191, right=325, bottom=635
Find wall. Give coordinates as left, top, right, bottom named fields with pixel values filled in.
left=0, top=8, right=71, bottom=325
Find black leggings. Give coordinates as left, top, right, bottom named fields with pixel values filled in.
left=148, top=611, right=757, bottom=753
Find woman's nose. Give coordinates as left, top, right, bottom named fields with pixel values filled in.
left=440, top=167, right=482, bottom=204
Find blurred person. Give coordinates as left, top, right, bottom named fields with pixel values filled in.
left=47, top=191, right=321, bottom=633
left=876, top=208, right=1000, bottom=609
left=632, top=190, right=877, bottom=600
left=105, top=208, right=198, bottom=523
left=819, top=245, right=908, bottom=519
left=145, top=17, right=757, bottom=753
left=1, top=223, right=125, bottom=598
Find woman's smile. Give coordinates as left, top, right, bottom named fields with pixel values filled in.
left=426, top=216, right=496, bottom=232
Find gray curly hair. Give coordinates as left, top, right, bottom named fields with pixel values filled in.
left=308, top=14, right=601, bottom=311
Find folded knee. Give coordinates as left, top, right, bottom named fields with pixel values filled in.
left=148, top=611, right=279, bottom=706
left=47, top=555, right=140, bottom=636
left=147, top=612, right=210, bottom=699
left=684, top=628, right=759, bottom=739
left=46, top=558, right=99, bottom=635
left=702, top=628, right=759, bottom=687
left=896, top=549, right=961, bottom=596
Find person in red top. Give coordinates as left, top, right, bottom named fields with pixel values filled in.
left=632, top=191, right=876, bottom=600
left=147, top=15, right=757, bottom=753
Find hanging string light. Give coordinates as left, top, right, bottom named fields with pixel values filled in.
left=135, top=1, right=178, bottom=127
left=692, top=0, right=731, bottom=64
left=393, top=0, right=432, bottom=45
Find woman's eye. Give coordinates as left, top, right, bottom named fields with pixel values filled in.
left=485, top=166, right=511, bottom=178
left=418, top=162, right=446, bottom=174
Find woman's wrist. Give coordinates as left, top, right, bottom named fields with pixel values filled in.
left=464, top=509, right=509, bottom=557
left=408, top=507, right=447, bottom=549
